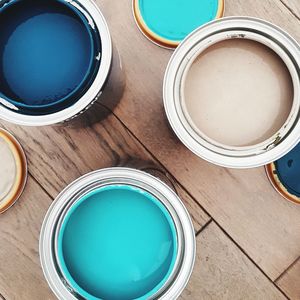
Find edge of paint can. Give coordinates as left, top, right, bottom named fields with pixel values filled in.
left=163, top=17, right=300, bottom=168
left=0, top=128, right=27, bottom=213
left=40, top=168, right=196, bottom=300
left=0, top=0, right=112, bottom=126
left=132, top=0, right=225, bottom=49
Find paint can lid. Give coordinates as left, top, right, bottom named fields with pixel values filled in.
left=0, top=128, right=27, bottom=213
left=133, top=0, right=224, bottom=49
left=266, top=143, right=300, bottom=205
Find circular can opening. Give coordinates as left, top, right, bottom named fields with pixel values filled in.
left=164, top=17, right=300, bottom=168
left=133, top=0, right=224, bottom=48
left=181, top=38, right=294, bottom=147
left=57, top=185, right=178, bottom=299
left=0, top=0, right=112, bottom=125
left=0, top=0, right=101, bottom=115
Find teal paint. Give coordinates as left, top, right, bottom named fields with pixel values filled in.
left=275, top=143, right=300, bottom=197
left=0, top=0, right=101, bottom=114
left=57, top=185, right=178, bottom=300
left=138, top=0, right=219, bottom=42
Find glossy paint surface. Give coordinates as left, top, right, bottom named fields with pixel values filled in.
left=275, top=143, right=300, bottom=197
left=0, top=0, right=96, bottom=111
left=138, top=0, right=219, bottom=42
left=57, top=185, right=178, bottom=300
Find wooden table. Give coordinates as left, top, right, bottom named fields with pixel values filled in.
left=1, top=0, right=300, bottom=299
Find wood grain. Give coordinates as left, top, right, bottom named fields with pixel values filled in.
left=277, top=258, right=300, bottom=300
left=280, top=0, right=300, bottom=19
left=94, top=0, right=300, bottom=280
left=0, top=106, right=210, bottom=233
left=0, top=176, right=55, bottom=300
left=180, top=222, right=287, bottom=300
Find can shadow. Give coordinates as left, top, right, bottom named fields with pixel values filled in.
left=66, top=44, right=126, bottom=128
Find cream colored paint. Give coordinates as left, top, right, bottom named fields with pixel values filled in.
left=182, top=39, right=293, bottom=147
left=0, top=137, right=17, bottom=200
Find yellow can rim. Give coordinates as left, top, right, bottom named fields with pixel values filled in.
left=0, top=128, right=27, bottom=213
left=133, top=0, right=225, bottom=49
left=265, top=163, right=300, bottom=205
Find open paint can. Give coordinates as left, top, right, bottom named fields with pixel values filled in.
left=164, top=17, right=300, bottom=168
left=0, top=128, right=27, bottom=213
left=40, top=168, right=195, bottom=299
left=266, top=143, right=300, bottom=205
left=0, top=0, right=112, bottom=126
left=133, top=0, right=224, bottom=49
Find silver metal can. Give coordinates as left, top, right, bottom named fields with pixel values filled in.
left=0, top=0, right=112, bottom=126
left=164, top=17, right=300, bottom=168
left=40, top=168, right=196, bottom=299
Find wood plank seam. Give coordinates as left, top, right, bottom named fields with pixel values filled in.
left=279, top=0, right=300, bottom=21
left=275, top=256, right=300, bottom=283
left=29, top=171, right=54, bottom=202
left=209, top=222, right=291, bottom=299
left=196, top=219, right=213, bottom=237
left=99, top=102, right=213, bottom=221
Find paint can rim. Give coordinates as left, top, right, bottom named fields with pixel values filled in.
left=132, top=0, right=225, bottom=49
left=0, top=128, right=27, bottom=213
left=0, top=0, right=113, bottom=126
left=164, top=16, right=300, bottom=168
left=40, top=168, right=196, bottom=300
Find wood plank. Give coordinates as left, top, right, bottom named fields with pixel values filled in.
left=180, top=222, right=287, bottom=300
left=280, top=0, right=300, bottom=19
left=0, top=107, right=210, bottom=233
left=277, top=258, right=300, bottom=300
left=0, top=176, right=55, bottom=300
left=93, top=0, right=300, bottom=279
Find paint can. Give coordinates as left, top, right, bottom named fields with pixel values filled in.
left=0, top=128, right=27, bottom=213
left=40, top=168, right=195, bottom=299
left=266, top=142, right=300, bottom=205
left=133, top=0, right=224, bottom=49
left=164, top=17, right=300, bottom=168
left=0, top=0, right=112, bottom=126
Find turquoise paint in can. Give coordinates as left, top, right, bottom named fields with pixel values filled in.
left=40, top=168, right=196, bottom=300
left=133, top=0, right=224, bottom=48
left=57, top=185, right=178, bottom=299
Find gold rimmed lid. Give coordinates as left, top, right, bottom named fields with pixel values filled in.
left=133, top=0, right=225, bottom=49
left=0, top=128, right=27, bottom=213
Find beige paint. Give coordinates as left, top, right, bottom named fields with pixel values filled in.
left=0, top=137, right=17, bottom=200
left=182, top=39, right=294, bottom=147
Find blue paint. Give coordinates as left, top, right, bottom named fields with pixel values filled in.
left=275, top=143, right=300, bottom=197
left=0, top=0, right=101, bottom=114
left=57, top=185, right=178, bottom=300
left=138, top=0, right=219, bottom=42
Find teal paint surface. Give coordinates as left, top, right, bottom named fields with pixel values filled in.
left=0, top=0, right=101, bottom=114
left=275, top=143, right=300, bottom=197
left=138, top=0, right=219, bottom=42
left=57, top=185, right=178, bottom=300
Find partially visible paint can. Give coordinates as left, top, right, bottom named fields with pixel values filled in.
left=266, top=142, right=300, bottom=205
left=40, top=168, right=195, bottom=299
left=164, top=17, right=300, bottom=168
left=0, top=128, right=27, bottom=213
left=132, top=0, right=224, bottom=49
left=0, top=0, right=112, bottom=126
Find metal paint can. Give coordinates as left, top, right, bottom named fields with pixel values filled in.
left=164, top=17, right=300, bottom=168
left=40, top=168, right=195, bottom=299
left=266, top=142, right=300, bottom=205
left=0, top=128, right=27, bottom=213
left=132, top=0, right=224, bottom=49
left=0, top=0, right=112, bottom=126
